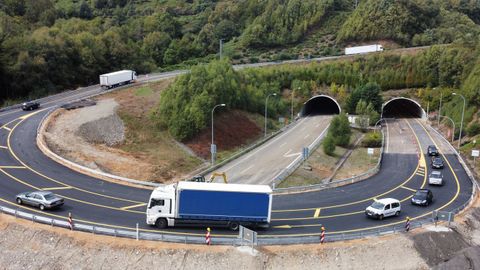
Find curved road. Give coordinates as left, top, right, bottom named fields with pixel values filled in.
left=0, top=106, right=473, bottom=238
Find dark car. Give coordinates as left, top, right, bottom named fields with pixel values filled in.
left=427, top=145, right=439, bottom=156
left=22, top=101, right=40, bottom=111
left=16, top=191, right=64, bottom=210
left=411, top=189, right=433, bottom=206
left=431, top=156, right=444, bottom=169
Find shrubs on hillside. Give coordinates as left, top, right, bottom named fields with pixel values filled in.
left=361, top=132, right=382, bottom=148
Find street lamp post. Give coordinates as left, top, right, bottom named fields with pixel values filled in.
left=291, top=88, right=299, bottom=122
left=374, top=118, right=386, bottom=132
left=265, top=93, right=277, bottom=137
left=219, top=39, right=224, bottom=60
left=439, top=115, right=455, bottom=142
left=452, top=93, right=466, bottom=149
left=211, top=103, right=226, bottom=165
left=438, top=92, right=443, bottom=126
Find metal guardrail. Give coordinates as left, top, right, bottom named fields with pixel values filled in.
left=273, top=128, right=385, bottom=193
left=1, top=121, right=477, bottom=245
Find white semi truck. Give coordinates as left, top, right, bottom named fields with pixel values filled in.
left=345, top=44, right=383, bottom=55
left=99, top=70, right=137, bottom=89
left=146, top=181, right=272, bottom=230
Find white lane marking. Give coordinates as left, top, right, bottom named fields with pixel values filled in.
left=220, top=117, right=309, bottom=172
left=279, top=142, right=287, bottom=148
left=283, top=150, right=301, bottom=158
left=304, top=134, right=310, bottom=139
left=240, top=165, right=254, bottom=174
left=308, top=125, right=330, bottom=149
left=0, top=146, right=7, bottom=149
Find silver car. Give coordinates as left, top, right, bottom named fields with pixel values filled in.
left=16, top=191, right=64, bottom=210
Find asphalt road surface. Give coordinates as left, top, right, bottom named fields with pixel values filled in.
left=210, top=115, right=332, bottom=185
left=0, top=52, right=474, bottom=239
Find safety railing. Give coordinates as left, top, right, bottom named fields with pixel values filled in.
left=273, top=128, right=385, bottom=193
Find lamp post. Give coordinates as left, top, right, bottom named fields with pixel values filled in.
left=437, top=92, right=443, bottom=126
left=291, top=88, right=299, bottom=122
left=219, top=39, right=224, bottom=60
left=265, top=93, right=277, bottom=137
left=439, top=115, right=455, bottom=142
left=374, top=118, right=386, bottom=133
left=452, top=93, right=466, bottom=149
left=211, top=103, right=226, bottom=165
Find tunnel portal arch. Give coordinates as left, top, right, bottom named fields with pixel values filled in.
left=382, top=97, right=426, bottom=119
left=302, top=95, right=341, bottom=116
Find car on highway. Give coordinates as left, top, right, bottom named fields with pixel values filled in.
left=411, top=189, right=433, bottom=206
left=427, top=145, right=439, bottom=156
left=16, top=191, right=64, bottom=210
left=365, top=198, right=401, bottom=220
left=431, top=156, right=444, bottom=169
left=428, top=170, right=444, bottom=185
left=21, top=101, right=40, bottom=111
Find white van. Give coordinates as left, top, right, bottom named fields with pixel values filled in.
left=365, top=198, right=401, bottom=220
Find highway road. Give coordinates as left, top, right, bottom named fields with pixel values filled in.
left=211, top=115, right=332, bottom=185
left=0, top=50, right=475, bottom=240
left=0, top=104, right=473, bottom=238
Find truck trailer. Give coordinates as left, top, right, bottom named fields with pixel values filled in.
left=99, top=70, right=137, bottom=89
left=345, top=44, right=383, bottom=55
left=146, top=181, right=272, bottom=230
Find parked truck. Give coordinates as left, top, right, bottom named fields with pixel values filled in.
left=99, top=70, right=137, bottom=89
left=345, top=44, right=383, bottom=55
left=146, top=181, right=272, bottom=230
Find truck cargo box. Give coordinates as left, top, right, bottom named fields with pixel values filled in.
left=99, top=70, right=136, bottom=89
left=176, top=182, right=271, bottom=222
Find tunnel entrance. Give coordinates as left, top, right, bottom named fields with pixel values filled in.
left=302, top=95, right=341, bottom=116
left=382, top=98, right=426, bottom=118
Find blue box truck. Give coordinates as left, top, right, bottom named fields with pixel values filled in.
left=146, top=181, right=272, bottom=230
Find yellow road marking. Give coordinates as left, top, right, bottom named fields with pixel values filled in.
left=6, top=116, right=147, bottom=204
left=0, top=165, right=25, bottom=169
left=0, top=196, right=234, bottom=238
left=266, top=121, right=463, bottom=237
left=313, top=208, right=321, bottom=218
left=0, top=146, right=7, bottom=149
left=43, top=186, right=73, bottom=191
left=273, top=119, right=421, bottom=213
left=0, top=166, right=144, bottom=214
left=400, top=185, right=417, bottom=192
left=120, top=203, right=147, bottom=210
left=272, top=225, right=292, bottom=229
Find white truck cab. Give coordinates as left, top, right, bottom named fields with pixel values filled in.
left=146, top=184, right=176, bottom=228
left=365, top=198, right=401, bottom=220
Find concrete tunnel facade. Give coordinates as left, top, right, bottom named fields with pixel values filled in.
left=381, top=97, right=426, bottom=119
left=301, top=95, right=341, bottom=116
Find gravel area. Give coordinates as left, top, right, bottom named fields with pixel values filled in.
left=43, top=98, right=154, bottom=180
left=77, top=114, right=125, bottom=146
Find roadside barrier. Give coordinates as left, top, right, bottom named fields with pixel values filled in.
left=405, top=217, right=411, bottom=232
left=320, top=226, right=325, bottom=244
left=206, top=227, right=211, bottom=245
left=273, top=128, right=385, bottom=193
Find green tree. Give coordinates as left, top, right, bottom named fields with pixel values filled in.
left=328, top=113, right=351, bottom=147
left=346, top=82, right=383, bottom=113
left=323, top=134, right=335, bottom=156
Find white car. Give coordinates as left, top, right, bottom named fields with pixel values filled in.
left=365, top=198, right=401, bottom=220
left=428, top=171, right=444, bottom=185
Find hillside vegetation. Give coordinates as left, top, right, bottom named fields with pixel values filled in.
left=1, top=0, right=480, bottom=104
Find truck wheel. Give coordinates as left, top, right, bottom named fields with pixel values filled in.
left=228, top=222, right=239, bottom=231
left=155, top=218, right=167, bottom=229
